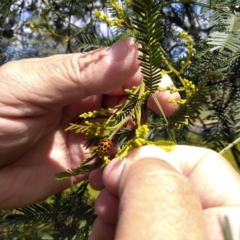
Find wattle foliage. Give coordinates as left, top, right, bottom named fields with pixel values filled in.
left=0, top=0, right=239, bottom=239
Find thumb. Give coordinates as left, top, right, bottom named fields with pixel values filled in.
left=0, top=38, right=139, bottom=111
left=104, top=146, right=208, bottom=240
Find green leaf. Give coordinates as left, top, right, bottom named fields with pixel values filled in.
left=131, top=0, right=163, bottom=92
left=207, top=13, right=240, bottom=53
left=55, top=160, right=104, bottom=180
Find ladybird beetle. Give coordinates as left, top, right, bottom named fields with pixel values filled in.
left=98, top=138, right=113, bottom=154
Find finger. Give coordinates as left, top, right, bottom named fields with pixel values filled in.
left=103, top=68, right=142, bottom=96
left=94, top=188, right=119, bottom=224
left=104, top=145, right=240, bottom=207
left=88, top=156, right=125, bottom=191
left=103, top=146, right=181, bottom=196
left=104, top=155, right=207, bottom=240
left=148, top=74, right=181, bottom=115
left=0, top=38, right=140, bottom=116
left=88, top=167, right=105, bottom=190
left=167, top=145, right=240, bottom=208
left=102, top=158, right=128, bottom=196
left=103, top=73, right=180, bottom=115
left=102, top=146, right=240, bottom=239
left=88, top=233, right=97, bottom=240
left=91, top=217, right=116, bottom=240
left=204, top=206, right=240, bottom=240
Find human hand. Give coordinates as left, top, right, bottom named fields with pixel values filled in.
left=0, top=38, right=179, bottom=209
left=89, top=145, right=240, bottom=240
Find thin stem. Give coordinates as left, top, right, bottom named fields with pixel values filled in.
left=106, top=85, right=140, bottom=124
left=151, top=93, right=168, bottom=125
left=219, top=137, right=240, bottom=155
left=135, top=81, right=145, bottom=126
left=108, top=114, right=132, bottom=139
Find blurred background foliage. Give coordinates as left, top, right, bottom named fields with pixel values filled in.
left=0, top=0, right=240, bottom=239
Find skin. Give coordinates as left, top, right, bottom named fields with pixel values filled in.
left=89, top=146, right=240, bottom=240
left=0, top=37, right=179, bottom=209
left=1, top=36, right=239, bottom=240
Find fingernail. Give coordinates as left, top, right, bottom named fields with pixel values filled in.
left=106, top=38, right=136, bottom=61
left=125, top=145, right=181, bottom=172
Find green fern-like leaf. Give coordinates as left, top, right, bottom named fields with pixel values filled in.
left=207, top=13, right=240, bottom=53
left=55, top=160, right=104, bottom=180
left=168, top=79, right=210, bottom=129
left=131, top=0, right=163, bottom=92
left=75, top=33, right=112, bottom=52
left=0, top=181, right=96, bottom=240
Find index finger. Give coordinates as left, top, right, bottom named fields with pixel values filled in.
left=0, top=38, right=140, bottom=115
left=169, top=145, right=240, bottom=208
